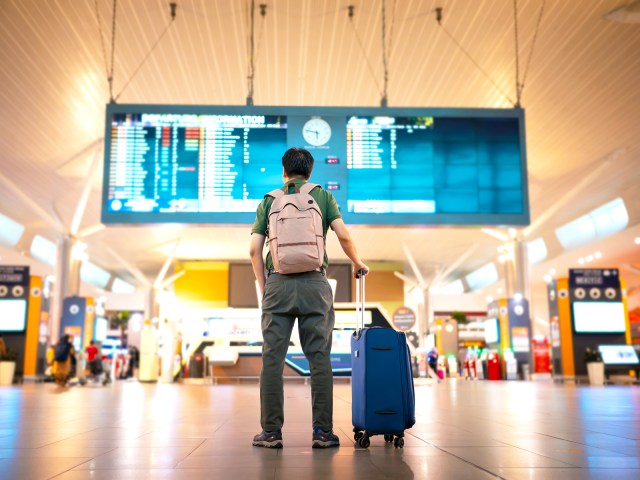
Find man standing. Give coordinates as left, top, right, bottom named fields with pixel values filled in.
left=249, top=148, right=369, bottom=449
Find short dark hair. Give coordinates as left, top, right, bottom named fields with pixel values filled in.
left=282, top=148, right=314, bottom=179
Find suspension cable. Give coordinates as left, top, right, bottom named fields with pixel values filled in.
left=246, top=0, right=256, bottom=105
left=114, top=7, right=176, bottom=102
left=520, top=0, right=546, bottom=100
left=93, top=0, right=110, bottom=82
left=436, top=8, right=516, bottom=107
left=514, top=0, right=521, bottom=107
left=109, top=0, right=117, bottom=102
left=253, top=4, right=267, bottom=79
left=381, top=0, right=397, bottom=107
left=381, top=0, right=388, bottom=106
left=348, top=5, right=383, bottom=98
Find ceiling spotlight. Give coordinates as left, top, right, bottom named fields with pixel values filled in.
left=578, top=258, right=585, bottom=265
left=586, top=255, right=594, bottom=262
left=549, top=268, right=556, bottom=275
left=594, top=251, right=602, bottom=259
left=635, top=237, right=640, bottom=245
left=485, top=295, right=494, bottom=303
left=543, top=274, right=552, bottom=283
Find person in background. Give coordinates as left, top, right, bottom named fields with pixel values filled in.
left=427, top=347, right=440, bottom=381
left=53, top=334, right=75, bottom=386
left=86, top=340, right=98, bottom=362
left=86, top=340, right=99, bottom=375
left=126, top=346, right=140, bottom=379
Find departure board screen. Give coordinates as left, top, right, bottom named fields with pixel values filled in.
left=346, top=116, right=523, bottom=215
left=106, top=113, right=286, bottom=215
left=102, top=105, right=529, bottom=225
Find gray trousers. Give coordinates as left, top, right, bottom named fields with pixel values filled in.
left=260, top=271, right=335, bottom=432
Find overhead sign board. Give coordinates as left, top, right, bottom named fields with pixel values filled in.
left=102, top=104, right=529, bottom=226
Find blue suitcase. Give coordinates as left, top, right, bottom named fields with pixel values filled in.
left=351, top=273, right=416, bottom=448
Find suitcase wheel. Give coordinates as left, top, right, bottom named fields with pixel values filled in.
left=354, top=431, right=364, bottom=442
left=357, top=435, right=370, bottom=449
left=384, top=434, right=393, bottom=443
left=393, top=437, right=404, bottom=448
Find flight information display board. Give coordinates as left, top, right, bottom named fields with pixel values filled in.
left=102, top=105, right=529, bottom=225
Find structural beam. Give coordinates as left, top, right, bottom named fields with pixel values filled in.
left=70, top=144, right=103, bottom=236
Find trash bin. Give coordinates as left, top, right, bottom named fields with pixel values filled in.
left=189, top=353, right=205, bottom=378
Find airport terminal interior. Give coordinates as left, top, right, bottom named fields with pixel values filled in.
left=1, top=1, right=640, bottom=479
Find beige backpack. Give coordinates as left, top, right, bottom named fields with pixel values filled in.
left=266, top=182, right=324, bottom=274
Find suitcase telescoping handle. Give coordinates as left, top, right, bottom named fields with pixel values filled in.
left=355, top=269, right=367, bottom=335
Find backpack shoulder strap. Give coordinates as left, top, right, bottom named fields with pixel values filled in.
left=300, top=183, right=320, bottom=194
left=266, top=188, right=285, bottom=199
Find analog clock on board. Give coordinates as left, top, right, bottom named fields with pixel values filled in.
left=302, top=117, right=332, bottom=146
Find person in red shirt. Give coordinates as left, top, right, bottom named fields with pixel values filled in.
left=85, top=340, right=101, bottom=377
left=86, top=340, right=98, bottom=362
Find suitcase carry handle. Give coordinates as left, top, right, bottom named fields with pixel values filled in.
left=355, top=269, right=367, bottom=335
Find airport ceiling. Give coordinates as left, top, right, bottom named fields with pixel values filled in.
left=1, top=0, right=639, bottom=293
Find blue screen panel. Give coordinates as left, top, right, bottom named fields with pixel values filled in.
left=101, top=105, right=529, bottom=225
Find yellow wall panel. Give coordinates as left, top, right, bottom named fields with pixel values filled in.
left=351, top=269, right=404, bottom=303
left=23, top=276, right=42, bottom=376
left=174, top=261, right=229, bottom=306
left=622, top=278, right=631, bottom=344
left=557, top=278, right=575, bottom=376
left=83, top=297, right=95, bottom=348
left=499, top=298, right=510, bottom=353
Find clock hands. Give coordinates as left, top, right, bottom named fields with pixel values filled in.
left=304, top=128, right=320, bottom=140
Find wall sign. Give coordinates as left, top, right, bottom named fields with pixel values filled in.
left=392, top=307, right=417, bottom=331
left=0, top=266, right=30, bottom=333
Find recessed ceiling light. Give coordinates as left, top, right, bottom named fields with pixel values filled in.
left=549, top=268, right=556, bottom=275
left=635, top=237, right=640, bottom=245
left=594, top=251, right=602, bottom=259
left=543, top=274, right=552, bottom=283
left=578, top=258, right=585, bottom=265
left=586, top=255, right=594, bottom=262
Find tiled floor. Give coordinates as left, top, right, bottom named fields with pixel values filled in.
left=0, top=379, right=639, bottom=479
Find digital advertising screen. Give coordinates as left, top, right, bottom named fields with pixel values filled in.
left=597, top=345, right=639, bottom=365
left=484, top=318, right=500, bottom=343
left=572, top=301, right=627, bottom=333
left=0, top=299, right=28, bottom=332
left=102, top=105, right=528, bottom=225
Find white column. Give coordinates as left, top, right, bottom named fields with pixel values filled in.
left=50, top=235, right=72, bottom=342
left=513, top=238, right=531, bottom=300
left=144, top=288, right=157, bottom=320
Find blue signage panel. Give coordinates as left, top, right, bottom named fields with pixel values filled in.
left=102, top=104, right=529, bottom=226
left=285, top=352, right=353, bottom=375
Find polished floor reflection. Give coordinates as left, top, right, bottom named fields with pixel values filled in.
left=0, top=379, right=639, bottom=479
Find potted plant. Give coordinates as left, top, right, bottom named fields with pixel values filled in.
left=0, top=348, right=18, bottom=386
left=451, top=311, right=468, bottom=324
left=110, top=311, right=131, bottom=347
left=584, top=347, right=604, bottom=386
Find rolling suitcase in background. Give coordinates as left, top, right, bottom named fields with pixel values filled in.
left=351, top=271, right=416, bottom=448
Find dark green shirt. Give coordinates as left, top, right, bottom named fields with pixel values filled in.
left=251, top=179, right=342, bottom=270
